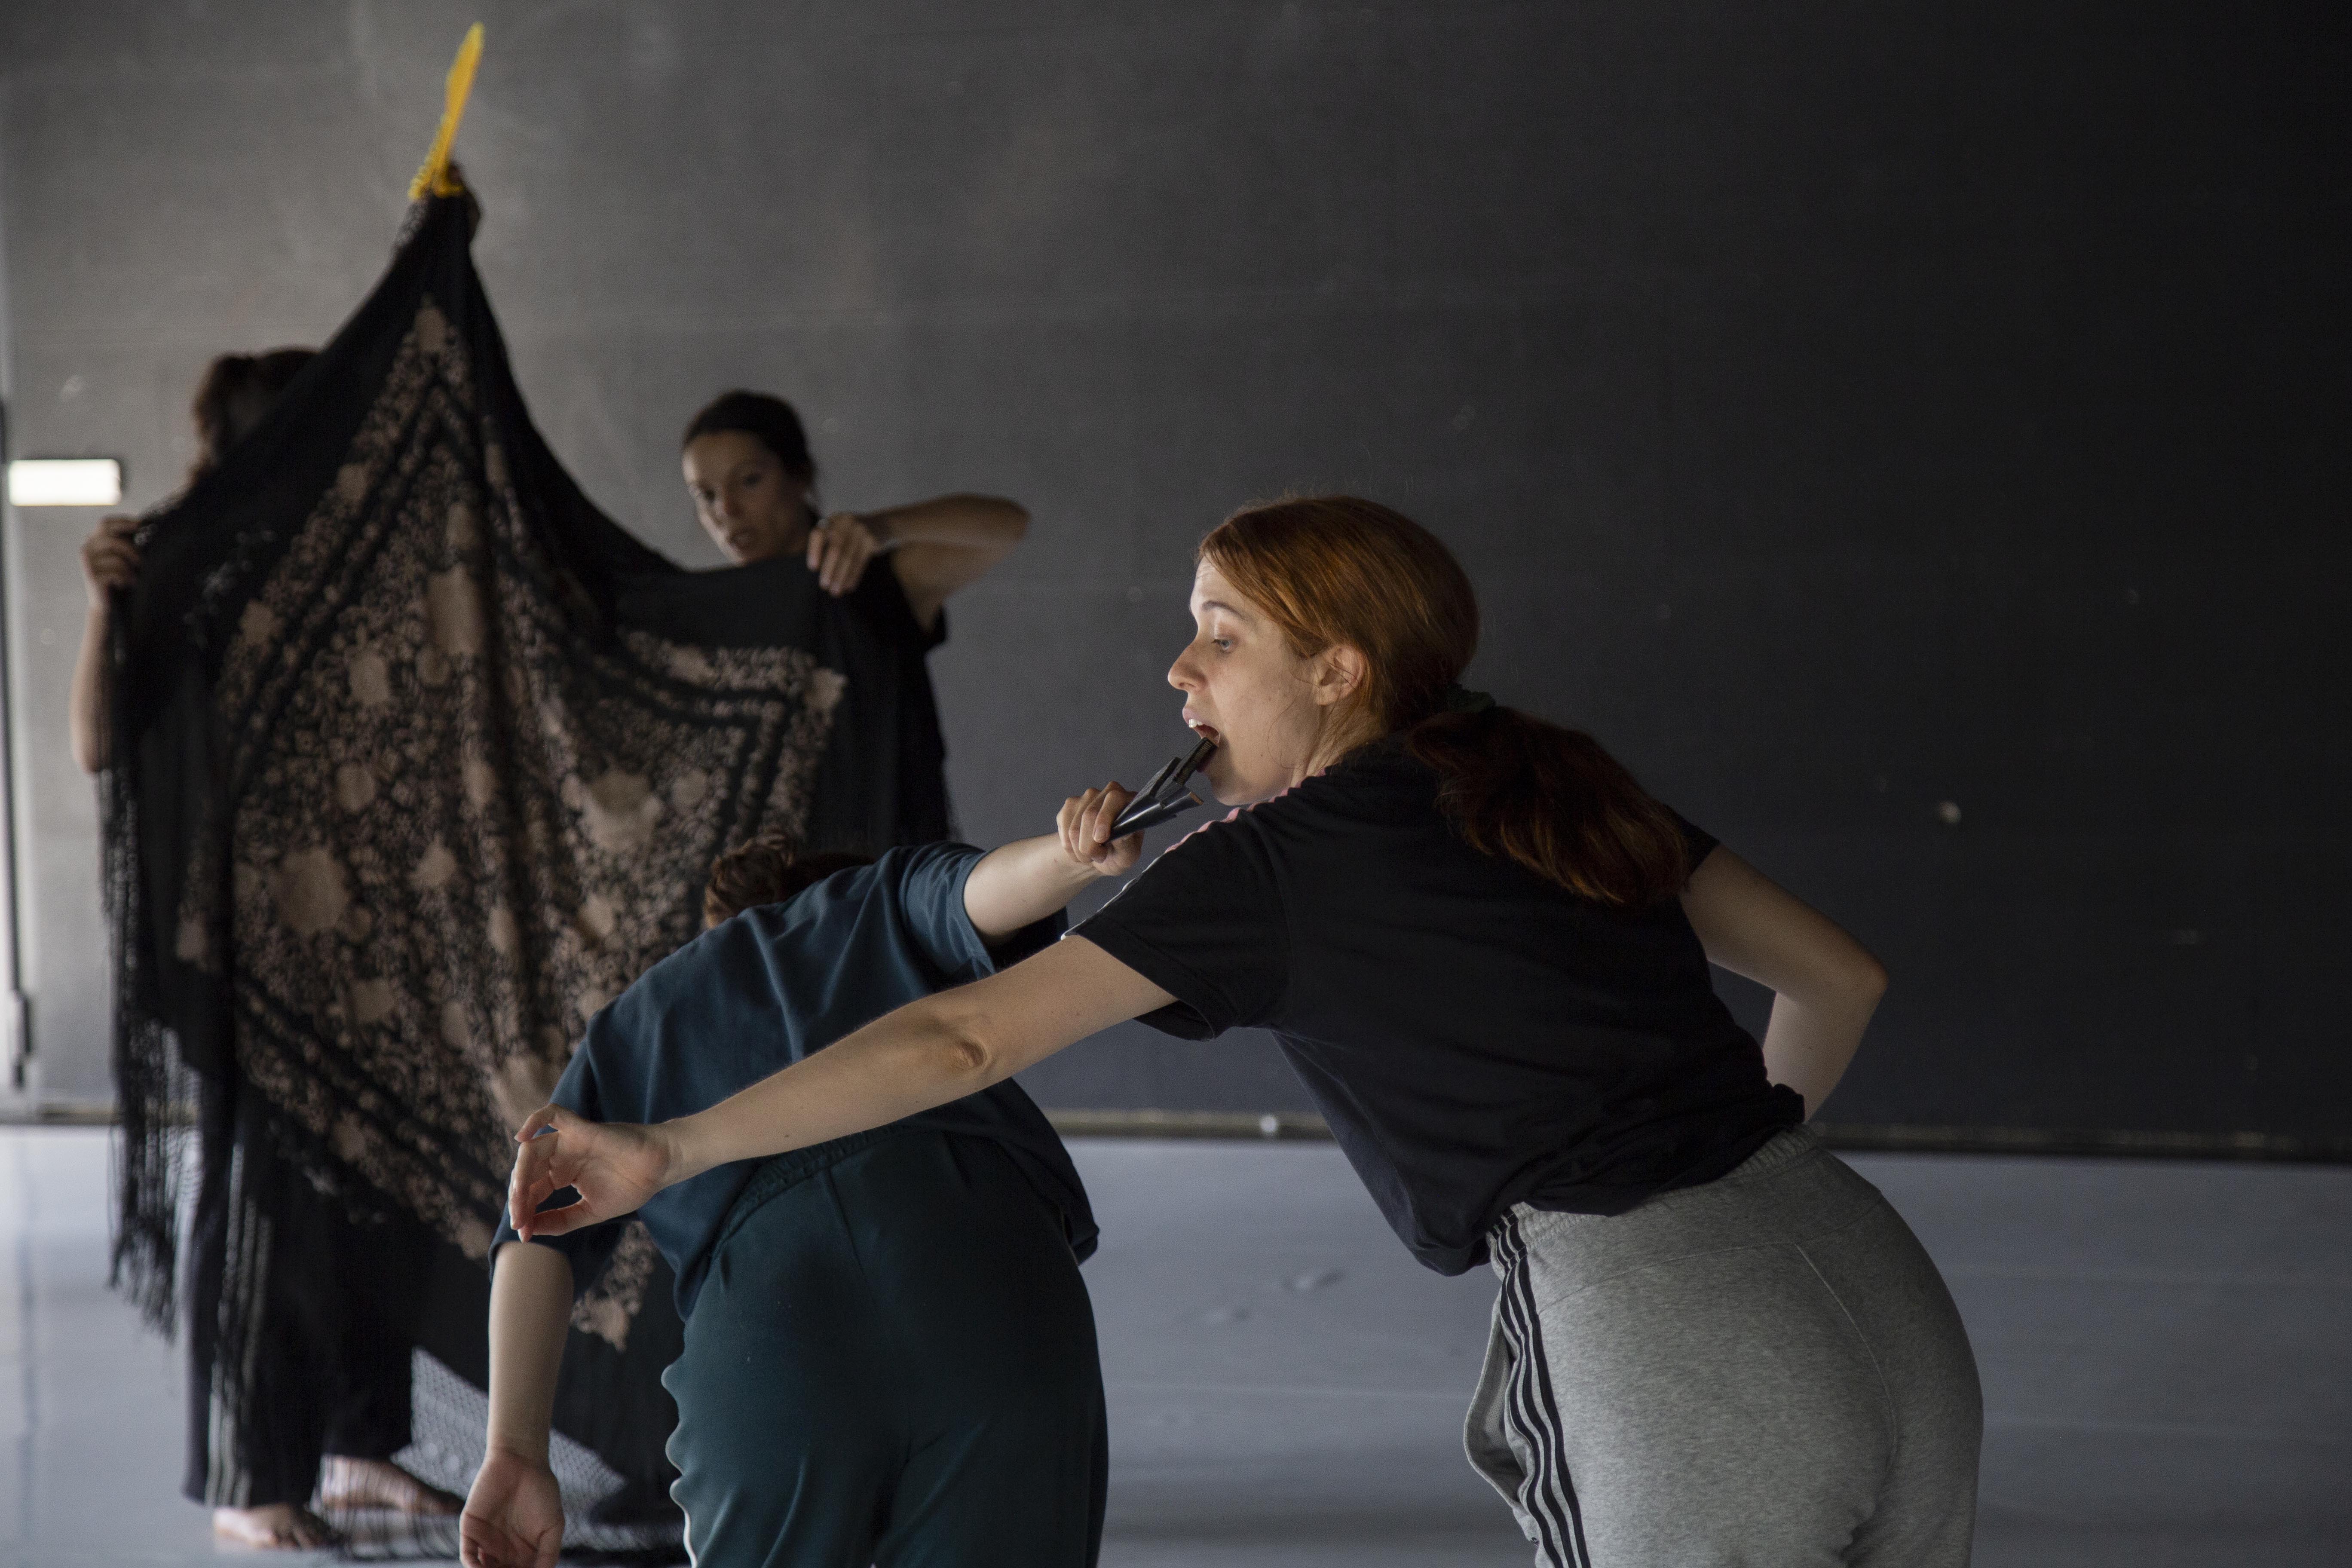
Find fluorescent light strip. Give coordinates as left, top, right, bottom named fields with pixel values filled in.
left=7, top=459, right=123, bottom=508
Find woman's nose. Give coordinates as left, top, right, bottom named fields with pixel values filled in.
left=1166, top=657, right=1194, bottom=692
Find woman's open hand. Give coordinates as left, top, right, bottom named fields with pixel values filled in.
left=1057, top=782, right=1144, bottom=878
left=507, top=1106, right=675, bottom=1240
left=459, top=1449, right=562, bottom=1568
left=807, top=510, right=885, bottom=596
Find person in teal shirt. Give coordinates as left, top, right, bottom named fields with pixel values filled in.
left=461, top=822, right=1120, bottom=1568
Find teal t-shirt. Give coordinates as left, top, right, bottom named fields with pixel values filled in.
left=495, top=842, right=1096, bottom=1316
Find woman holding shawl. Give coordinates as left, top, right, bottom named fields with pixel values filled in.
left=674, top=389, right=1028, bottom=846
left=79, top=347, right=473, bottom=1549
left=508, top=496, right=1984, bottom=1567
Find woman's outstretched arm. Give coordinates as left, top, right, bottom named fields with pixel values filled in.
left=1680, top=846, right=1888, bottom=1118
left=802, top=495, right=1026, bottom=626
left=509, top=782, right=1164, bottom=1240
left=962, top=784, right=1145, bottom=941
left=511, top=935, right=1171, bottom=1239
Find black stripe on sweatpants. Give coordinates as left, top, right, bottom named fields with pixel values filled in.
left=1495, top=1215, right=1592, bottom=1568
left=1494, top=1222, right=1577, bottom=1568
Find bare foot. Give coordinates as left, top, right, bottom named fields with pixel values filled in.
left=318, top=1455, right=465, bottom=1515
left=212, top=1503, right=341, bottom=1549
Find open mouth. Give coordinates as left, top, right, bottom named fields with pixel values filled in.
left=1185, top=717, right=1222, bottom=744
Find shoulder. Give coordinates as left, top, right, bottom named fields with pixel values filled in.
left=1209, top=741, right=1438, bottom=844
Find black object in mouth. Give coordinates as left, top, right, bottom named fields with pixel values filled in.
left=1110, top=734, right=1219, bottom=837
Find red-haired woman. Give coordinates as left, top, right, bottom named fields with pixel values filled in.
left=504, top=496, right=1982, bottom=1567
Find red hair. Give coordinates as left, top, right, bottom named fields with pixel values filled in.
left=1198, top=497, right=1689, bottom=906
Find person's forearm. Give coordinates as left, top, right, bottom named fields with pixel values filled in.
left=664, top=992, right=991, bottom=1181
left=69, top=604, right=111, bottom=775
left=659, top=937, right=1169, bottom=1185
left=1758, top=979, right=1883, bottom=1119
left=485, top=1242, right=573, bottom=1463
left=864, top=494, right=1028, bottom=553
left=962, top=835, right=1096, bottom=941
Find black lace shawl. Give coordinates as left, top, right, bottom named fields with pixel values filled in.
left=101, top=192, right=947, bottom=1491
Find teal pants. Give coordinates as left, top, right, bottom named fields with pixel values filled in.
left=664, top=1129, right=1107, bottom=1568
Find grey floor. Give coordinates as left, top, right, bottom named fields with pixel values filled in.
left=2, top=1130, right=2346, bottom=1566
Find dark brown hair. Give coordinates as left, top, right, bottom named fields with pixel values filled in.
left=703, top=833, right=873, bottom=925
left=190, top=348, right=315, bottom=479
left=682, top=390, right=816, bottom=484
left=1198, top=496, right=1690, bottom=906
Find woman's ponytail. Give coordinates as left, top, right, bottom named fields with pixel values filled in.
left=1404, top=707, right=1689, bottom=906
left=1203, top=496, right=1692, bottom=909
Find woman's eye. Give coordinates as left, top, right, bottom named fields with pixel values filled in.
left=1213, top=638, right=1233, bottom=652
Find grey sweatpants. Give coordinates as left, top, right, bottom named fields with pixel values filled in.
left=1465, top=1127, right=1982, bottom=1567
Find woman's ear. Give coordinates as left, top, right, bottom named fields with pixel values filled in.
left=1309, top=643, right=1368, bottom=708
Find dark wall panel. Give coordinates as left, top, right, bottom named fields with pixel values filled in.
left=1, top=2, right=2343, bottom=1140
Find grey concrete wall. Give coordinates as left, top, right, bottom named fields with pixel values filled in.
left=0, top=3, right=2343, bottom=1131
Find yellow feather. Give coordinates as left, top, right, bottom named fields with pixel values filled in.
left=408, top=24, right=485, bottom=201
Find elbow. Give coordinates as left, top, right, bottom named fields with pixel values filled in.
left=1846, top=951, right=1889, bottom=1007
left=930, top=1016, right=1001, bottom=1087
left=1793, top=948, right=1886, bottom=1014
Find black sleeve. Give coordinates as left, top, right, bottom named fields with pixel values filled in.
left=1673, top=810, right=1720, bottom=872
left=1070, top=816, right=1288, bottom=1038
left=849, top=559, right=948, bottom=652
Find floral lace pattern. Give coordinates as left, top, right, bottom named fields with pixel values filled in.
left=185, top=300, right=839, bottom=1324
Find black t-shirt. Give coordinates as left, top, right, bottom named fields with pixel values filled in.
left=843, top=563, right=954, bottom=845
left=1073, top=740, right=1804, bottom=1275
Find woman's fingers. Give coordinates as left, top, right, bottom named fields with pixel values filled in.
left=1086, top=783, right=1133, bottom=851
left=514, top=1103, right=570, bottom=1142
left=506, top=1112, right=675, bottom=1240
left=507, top=1108, right=575, bottom=1240
left=1058, top=787, right=1103, bottom=864
left=808, top=512, right=878, bottom=596
left=515, top=1193, right=602, bottom=1238
left=82, top=529, right=142, bottom=592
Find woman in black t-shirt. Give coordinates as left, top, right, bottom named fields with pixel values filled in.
left=507, top=496, right=1983, bottom=1567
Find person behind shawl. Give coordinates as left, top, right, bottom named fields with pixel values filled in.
left=74, top=346, right=472, bottom=1550
left=458, top=820, right=1117, bottom=1568
left=507, top=497, right=1984, bottom=1567
left=71, top=349, right=315, bottom=774
left=678, top=390, right=1027, bottom=845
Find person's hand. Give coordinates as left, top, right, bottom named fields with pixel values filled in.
left=80, top=515, right=141, bottom=608
left=807, top=510, right=887, bottom=596
left=1058, top=781, right=1144, bottom=878
left=507, top=1106, right=675, bottom=1241
left=459, top=1449, right=563, bottom=1568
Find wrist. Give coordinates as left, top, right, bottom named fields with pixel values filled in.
left=483, top=1434, right=552, bottom=1468
left=655, top=1115, right=707, bottom=1185
left=865, top=512, right=899, bottom=551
